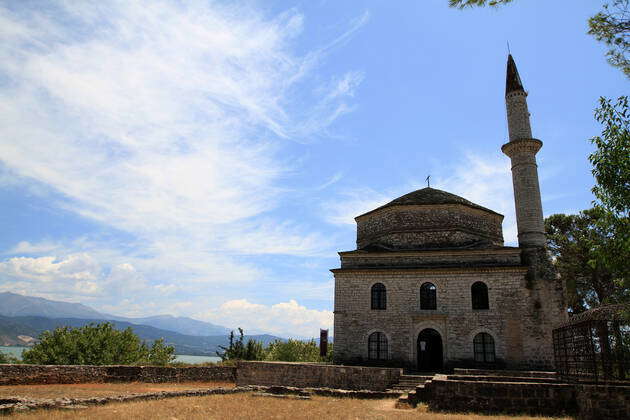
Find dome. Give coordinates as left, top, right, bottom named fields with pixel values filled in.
left=355, top=187, right=504, bottom=251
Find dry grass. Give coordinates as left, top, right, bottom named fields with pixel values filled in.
left=0, top=381, right=234, bottom=399
left=3, top=393, right=573, bottom=420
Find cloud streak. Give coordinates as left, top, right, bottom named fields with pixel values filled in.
left=0, top=1, right=366, bottom=333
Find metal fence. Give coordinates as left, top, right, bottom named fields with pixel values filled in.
left=553, top=314, right=629, bottom=383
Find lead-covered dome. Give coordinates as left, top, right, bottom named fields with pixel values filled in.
left=355, top=187, right=504, bottom=250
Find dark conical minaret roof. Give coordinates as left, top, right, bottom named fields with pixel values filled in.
left=506, top=54, right=525, bottom=95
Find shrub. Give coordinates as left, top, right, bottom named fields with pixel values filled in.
left=22, top=322, right=175, bottom=366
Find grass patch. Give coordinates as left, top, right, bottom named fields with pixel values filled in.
left=0, top=381, right=234, bottom=399
left=2, top=393, right=572, bottom=419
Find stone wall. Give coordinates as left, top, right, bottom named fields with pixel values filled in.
left=355, top=205, right=503, bottom=250
left=425, top=378, right=577, bottom=416
left=575, top=384, right=630, bottom=420
left=0, top=364, right=236, bottom=385
left=332, top=266, right=559, bottom=369
left=339, top=248, right=522, bottom=269
left=236, top=361, right=402, bottom=391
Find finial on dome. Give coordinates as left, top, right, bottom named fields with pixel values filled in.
left=506, top=54, right=525, bottom=95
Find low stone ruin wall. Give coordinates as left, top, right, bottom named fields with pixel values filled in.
left=575, top=384, right=630, bottom=420
left=0, top=364, right=236, bottom=385
left=425, top=378, right=577, bottom=416
left=452, top=368, right=557, bottom=379
left=236, top=361, right=402, bottom=391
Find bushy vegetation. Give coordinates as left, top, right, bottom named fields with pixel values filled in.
left=216, top=328, right=333, bottom=363
left=22, top=322, right=175, bottom=366
left=0, top=350, right=19, bottom=364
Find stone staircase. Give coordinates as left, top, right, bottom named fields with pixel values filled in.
left=390, top=374, right=435, bottom=391
left=395, top=369, right=563, bottom=410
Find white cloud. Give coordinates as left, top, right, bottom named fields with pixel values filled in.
left=0, top=254, right=103, bottom=298
left=199, top=299, right=333, bottom=338
left=0, top=1, right=366, bottom=315
left=322, top=187, right=391, bottom=225
left=433, top=152, right=516, bottom=245
left=322, top=152, right=517, bottom=244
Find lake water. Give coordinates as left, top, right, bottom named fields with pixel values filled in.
left=1, top=346, right=221, bottom=364
left=173, top=355, right=222, bottom=364
left=0, top=346, right=28, bottom=359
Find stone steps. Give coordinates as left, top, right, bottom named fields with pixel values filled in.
left=446, top=374, right=560, bottom=384
left=390, top=374, right=434, bottom=391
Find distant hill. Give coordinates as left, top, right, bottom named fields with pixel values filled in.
left=0, top=292, right=231, bottom=337
left=108, top=314, right=231, bottom=337
left=0, top=292, right=103, bottom=319
left=0, top=315, right=281, bottom=356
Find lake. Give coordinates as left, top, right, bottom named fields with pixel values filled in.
left=1, top=346, right=221, bottom=364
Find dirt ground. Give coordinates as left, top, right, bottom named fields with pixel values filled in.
left=1, top=391, right=573, bottom=420
left=0, top=381, right=234, bottom=399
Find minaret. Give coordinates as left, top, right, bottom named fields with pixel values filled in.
left=501, top=55, right=546, bottom=248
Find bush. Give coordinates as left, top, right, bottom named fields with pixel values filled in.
left=0, top=350, right=19, bottom=364
left=22, top=322, right=175, bottom=366
left=216, top=328, right=265, bottom=361
left=265, top=339, right=321, bottom=362
left=217, top=328, right=333, bottom=363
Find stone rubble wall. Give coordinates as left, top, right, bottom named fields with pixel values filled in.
left=425, top=378, right=577, bottom=416
left=575, top=384, right=630, bottom=420
left=235, top=361, right=402, bottom=391
left=0, top=364, right=236, bottom=385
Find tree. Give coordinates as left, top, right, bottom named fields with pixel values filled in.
left=590, top=96, right=630, bottom=215
left=264, top=339, right=322, bottom=363
left=216, top=328, right=265, bottom=362
left=545, top=209, right=628, bottom=314
left=21, top=322, right=175, bottom=366
left=0, top=351, right=19, bottom=364
left=449, top=0, right=630, bottom=77
left=589, top=95, right=630, bottom=317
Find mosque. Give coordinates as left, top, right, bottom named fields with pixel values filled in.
left=331, top=55, right=567, bottom=371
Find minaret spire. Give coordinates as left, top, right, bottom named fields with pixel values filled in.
left=506, top=54, right=524, bottom=95
left=501, top=55, right=546, bottom=248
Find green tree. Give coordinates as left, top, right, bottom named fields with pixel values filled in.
left=0, top=351, right=19, bottom=364
left=264, top=339, right=322, bottom=362
left=22, top=322, right=175, bottom=366
left=589, top=95, right=630, bottom=317
left=545, top=209, right=628, bottom=314
left=216, top=328, right=265, bottom=362
left=449, top=0, right=630, bottom=77
left=590, top=96, right=630, bottom=215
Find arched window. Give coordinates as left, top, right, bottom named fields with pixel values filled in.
left=368, top=332, right=388, bottom=361
left=420, top=282, right=437, bottom=310
left=371, top=283, right=386, bottom=310
left=473, top=333, right=495, bottom=363
left=471, top=281, right=489, bottom=310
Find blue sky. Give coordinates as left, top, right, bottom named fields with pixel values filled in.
left=0, top=0, right=626, bottom=337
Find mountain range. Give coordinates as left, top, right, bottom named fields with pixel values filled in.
left=0, top=292, right=280, bottom=355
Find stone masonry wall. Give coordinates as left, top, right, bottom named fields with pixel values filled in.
left=0, top=364, right=236, bottom=385
left=575, top=384, right=630, bottom=420
left=425, top=378, right=577, bottom=416
left=333, top=266, right=556, bottom=370
left=236, top=361, right=402, bottom=391
left=340, top=248, right=522, bottom=269
left=356, top=205, right=503, bottom=250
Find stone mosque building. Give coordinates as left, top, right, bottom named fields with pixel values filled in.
left=331, top=56, right=567, bottom=371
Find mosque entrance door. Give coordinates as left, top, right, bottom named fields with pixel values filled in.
left=417, top=329, right=443, bottom=371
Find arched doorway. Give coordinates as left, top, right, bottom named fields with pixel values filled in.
left=417, top=328, right=443, bottom=371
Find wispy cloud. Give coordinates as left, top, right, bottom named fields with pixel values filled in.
left=0, top=1, right=366, bottom=332
left=198, top=298, right=333, bottom=338
left=322, top=152, right=517, bottom=244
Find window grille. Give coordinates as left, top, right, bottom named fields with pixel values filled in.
left=371, top=283, right=386, bottom=310
left=420, top=282, right=437, bottom=310
left=473, top=332, right=496, bottom=363
left=368, top=332, right=388, bottom=361
left=471, top=281, right=489, bottom=310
